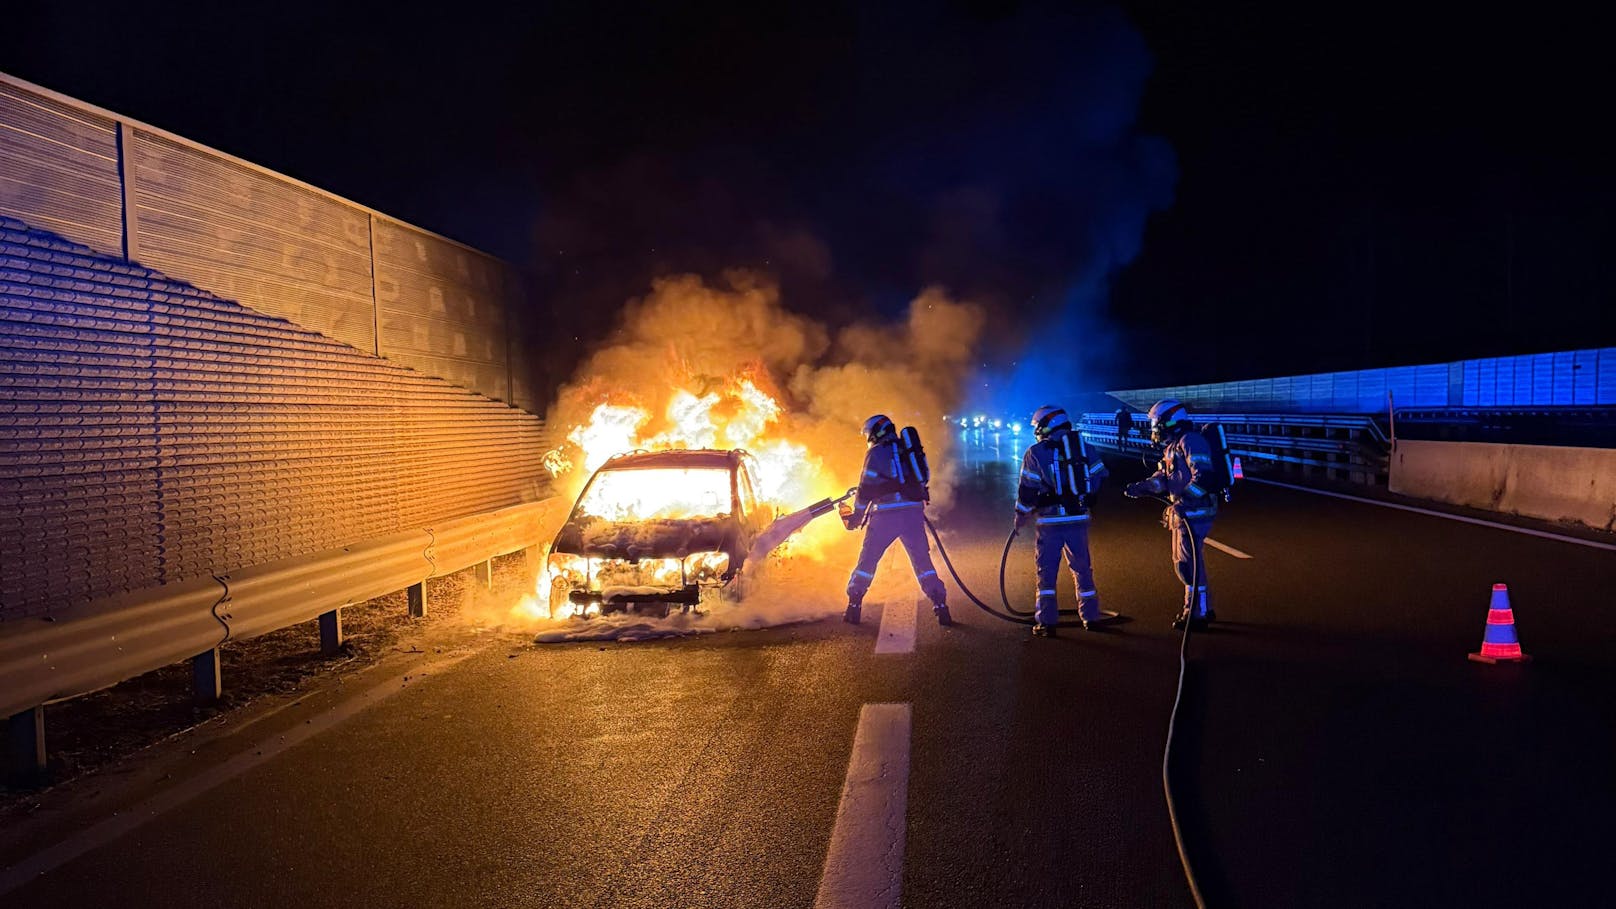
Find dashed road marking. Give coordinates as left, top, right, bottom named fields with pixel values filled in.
left=1205, top=538, right=1253, bottom=559
left=815, top=703, right=911, bottom=909
left=1248, top=477, right=1616, bottom=552
left=873, top=599, right=918, bottom=654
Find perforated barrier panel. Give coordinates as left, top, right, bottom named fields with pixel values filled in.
left=1, top=216, right=549, bottom=620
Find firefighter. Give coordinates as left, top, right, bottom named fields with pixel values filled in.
left=843, top=414, right=952, bottom=626
left=1014, top=405, right=1109, bottom=637
left=1124, top=399, right=1217, bottom=629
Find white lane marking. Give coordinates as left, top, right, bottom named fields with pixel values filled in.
left=1204, top=538, right=1253, bottom=559
left=1248, top=477, right=1616, bottom=552
left=873, top=599, right=918, bottom=654
left=815, top=703, right=912, bottom=909
left=0, top=650, right=478, bottom=898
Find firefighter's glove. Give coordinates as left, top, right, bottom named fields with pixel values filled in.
left=1124, top=479, right=1161, bottom=499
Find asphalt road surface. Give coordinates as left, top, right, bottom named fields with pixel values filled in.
left=4, top=438, right=1613, bottom=908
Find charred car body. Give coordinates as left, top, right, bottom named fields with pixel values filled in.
left=545, top=449, right=773, bottom=615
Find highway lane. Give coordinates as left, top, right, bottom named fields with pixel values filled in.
left=4, top=447, right=1612, bottom=908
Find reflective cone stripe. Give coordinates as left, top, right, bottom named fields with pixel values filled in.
left=1231, top=457, right=1244, bottom=480
left=1470, top=583, right=1530, bottom=664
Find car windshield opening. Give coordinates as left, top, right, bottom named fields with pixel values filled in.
left=575, top=467, right=733, bottom=522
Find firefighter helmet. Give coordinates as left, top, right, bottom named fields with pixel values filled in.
left=862, top=414, right=896, bottom=444
left=1030, top=405, right=1071, bottom=440
left=1147, top=398, right=1191, bottom=443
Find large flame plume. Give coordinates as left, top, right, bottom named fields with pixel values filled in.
left=514, top=272, right=984, bottom=623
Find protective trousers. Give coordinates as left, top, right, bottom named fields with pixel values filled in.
left=1170, top=510, right=1214, bottom=617
left=846, top=506, right=947, bottom=607
left=1034, top=520, right=1102, bottom=627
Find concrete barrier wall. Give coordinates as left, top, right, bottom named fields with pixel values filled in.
left=1390, top=440, right=1616, bottom=532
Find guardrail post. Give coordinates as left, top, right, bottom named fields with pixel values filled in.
left=7, top=706, right=47, bottom=781
left=473, top=559, right=492, bottom=590
left=320, top=608, right=344, bottom=655
left=193, top=648, right=222, bottom=702
left=407, top=582, right=428, bottom=618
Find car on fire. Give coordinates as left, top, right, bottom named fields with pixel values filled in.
left=544, top=448, right=775, bottom=616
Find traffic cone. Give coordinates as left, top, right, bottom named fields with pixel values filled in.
left=1231, top=456, right=1244, bottom=481
left=1468, top=583, right=1530, bottom=664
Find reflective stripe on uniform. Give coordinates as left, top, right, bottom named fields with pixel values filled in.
left=1182, top=508, right=1214, bottom=519
left=1086, top=462, right=1106, bottom=475
left=1185, top=483, right=1206, bottom=498
left=918, top=570, right=937, bottom=579
left=1079, top=589, right=1096, bottom=597
left=864, top=469, right=880, bottom=477
left=1037, top=514, right=1090, bottom=524
left=1037, top=589, right=1057, bottom=597
left=854, top=570, right=875, bottom=579
left=1021, top=469, right=1044, bottom=483
left=871, top=500, right=922, bottom=511
left=1015, top=501, right=1034, bottom=514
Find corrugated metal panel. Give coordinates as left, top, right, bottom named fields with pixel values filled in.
left=372, top=217, right=513, bottom=403
left=0, top=81, right=123, bottom=256
left=129, top=129, right=376, bottom=354
left=0, top=217, right=548, bottom=621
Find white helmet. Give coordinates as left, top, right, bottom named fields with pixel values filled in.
left=1147, top=399, right=1191, bottom=443
left=862, top=414, right=896, bottom=444
left=1030, top=405, right=1071, bottom=440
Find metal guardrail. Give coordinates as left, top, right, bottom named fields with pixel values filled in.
left=1078, top=412, right=1391, bottom=484
left=1, top=497, right=563, bottom=736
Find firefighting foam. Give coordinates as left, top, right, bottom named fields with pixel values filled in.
left=508, top=272, right=984, bottom=632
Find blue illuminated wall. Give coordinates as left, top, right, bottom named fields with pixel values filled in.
left=1113, top=347, right=1616, bottom=414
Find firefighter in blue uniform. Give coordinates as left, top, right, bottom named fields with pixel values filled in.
left=1125, top=399, right=1218, bottom=629
left=1015, top=406, right=1109, bottom=637
left=843, top=415, right=952, bottom=626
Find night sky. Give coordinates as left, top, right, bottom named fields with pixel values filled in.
left=5, top=1, right=1614, bottom=393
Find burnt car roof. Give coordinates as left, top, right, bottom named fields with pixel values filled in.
left=598, top=448, right=745, bottom=471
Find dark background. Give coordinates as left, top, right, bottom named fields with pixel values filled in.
left=5, top=1, right=1613, bottom=395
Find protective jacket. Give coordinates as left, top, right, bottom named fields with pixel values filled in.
left=853, top=439, right=924, bottom=518
left=1014, top=428, right=1108, bottom=525
left=1150, top=430, right=1218, bottom=512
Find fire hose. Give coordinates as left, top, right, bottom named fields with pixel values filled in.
left=921, top=516, right=1094, bottom=628
left=1139, top=491, right=1209, bottom=909
left=923, top=494, right=1207, bottom=909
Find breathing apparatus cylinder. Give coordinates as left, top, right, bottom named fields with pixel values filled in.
left=897, top=425, right=930, bottom=502
left=1053, top=431, right=1092, bottom=511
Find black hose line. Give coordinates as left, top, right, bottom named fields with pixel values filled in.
left=997, top=528, right=1086, bottom=619
left=923, top=516, right=1090, bottom=628
left=1150, top=493, right=1209, bottom=909
left=924, top=493, right=1208, bottom=907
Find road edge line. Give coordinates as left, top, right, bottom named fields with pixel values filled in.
left=1247, top=477, right=1616, bottom=552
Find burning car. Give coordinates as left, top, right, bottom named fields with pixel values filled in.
left=544, top=448, right=775, bottom=616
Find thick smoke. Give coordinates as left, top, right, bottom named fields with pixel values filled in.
left=526, top=5, right=1176, bottom=401
left=547, top=273, right=983, bottom=509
